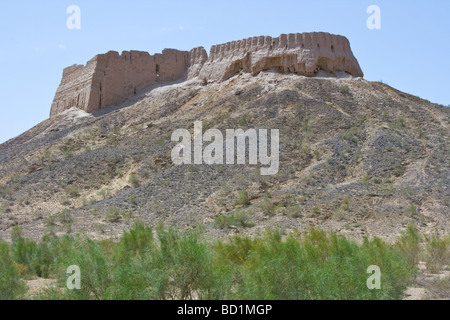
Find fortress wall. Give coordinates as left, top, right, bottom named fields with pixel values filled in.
left=188, top=47, right=208, bottom=79
left=50, top=32, right=363, bottom=117
left=196, top=32, right=363, bottom=81
left=50, top=61, right=97, bottom=117
left=51, top=49, right=193, bottom=116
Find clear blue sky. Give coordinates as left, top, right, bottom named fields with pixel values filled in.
left=0, top=0, right=449, bottom=143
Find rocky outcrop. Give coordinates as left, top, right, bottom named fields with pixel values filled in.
left=50, top=32, right=363, bottom=117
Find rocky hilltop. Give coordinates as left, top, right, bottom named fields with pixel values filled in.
left=50, top=32, right=363, bottom=117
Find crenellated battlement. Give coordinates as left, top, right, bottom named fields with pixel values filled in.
left=198, top=32, right=362, bottom=81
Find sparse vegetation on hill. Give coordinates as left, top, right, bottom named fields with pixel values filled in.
left=1, top=74, right=448, bottom=244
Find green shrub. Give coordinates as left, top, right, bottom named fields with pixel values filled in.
left=59, top=196, right=71, bottom=206
left=114, top=222, right=154, bottom=262
left=153, top=226, right=219, bottom=299
left=128, top=174, right=140, bottom=187
left=389, top=116, right=406, bottom=131
left=407, top=205, right=417, bottom=216
left=299, top=143, right=312, bottom=158
left=341, top=197, right=350, bottom=211
left=339, top=85, right=350, bottom=95
left=115, top=168, right=124, bottom=178
left=214, top=229, right=415, bottom=300
left=105, top=207, right=122, bottom=223
left=234, top=190, right=250, bottom=207
left=128, top=194, right=138, bottom=206
left=342, top=126, right=362, bottom=143
left=424, top=233, right=450, bottom=273
left=58, top=209, right=73, bottom=225
left=395, top=223, right=421, bottom=265
left=28, top=226, right=418, bottom=300
left=12, top=237, right=37, bottom=275
left=44, top=225, right=229, bottom=300
left=314, top=150, right=321, bottom=161
left=32, top=239, right=56, bottom=278
left=285, top=204, right=302, bottom=218
left=55, top=239, right=114, bottom=300
left=260, top=196, right=276, bottom=216
left=214, top=210, right=255, bottom=229
left=97, top=188, right=111, bottom=200
left=64, top=185, right=80, bottom=198
left=11, top=226, right=23, bottom=242
left=0, top=241, right=26, bottom=299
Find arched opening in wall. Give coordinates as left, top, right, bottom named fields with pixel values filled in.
left=317, top=43, right=320, bottom=49
left=317, top=57, right=331, bottom=74
left=331, top=45, right=335, bottom=52
left=156, top=64, right=160, bottom=77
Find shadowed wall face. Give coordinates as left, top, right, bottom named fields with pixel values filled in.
left=50, top=32, right=363, bottom=117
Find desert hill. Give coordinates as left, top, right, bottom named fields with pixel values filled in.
left=0, top=69, right=448, bottom=242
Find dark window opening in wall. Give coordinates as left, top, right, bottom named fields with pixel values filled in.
left=134, top=87, right=137, bottom=95
left=317, top=43, right=320, bottom=49
left=99, top=82, right=103, bottom=108
left=156, top=64, right=160, bottom=76
left=331, top=45, right=335, bottom=52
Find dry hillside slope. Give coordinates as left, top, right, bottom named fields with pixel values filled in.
left=0, top=72, right=449, bottom=242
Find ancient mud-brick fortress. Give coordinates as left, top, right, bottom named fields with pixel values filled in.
left=50, top=32, right=364, bottom=117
